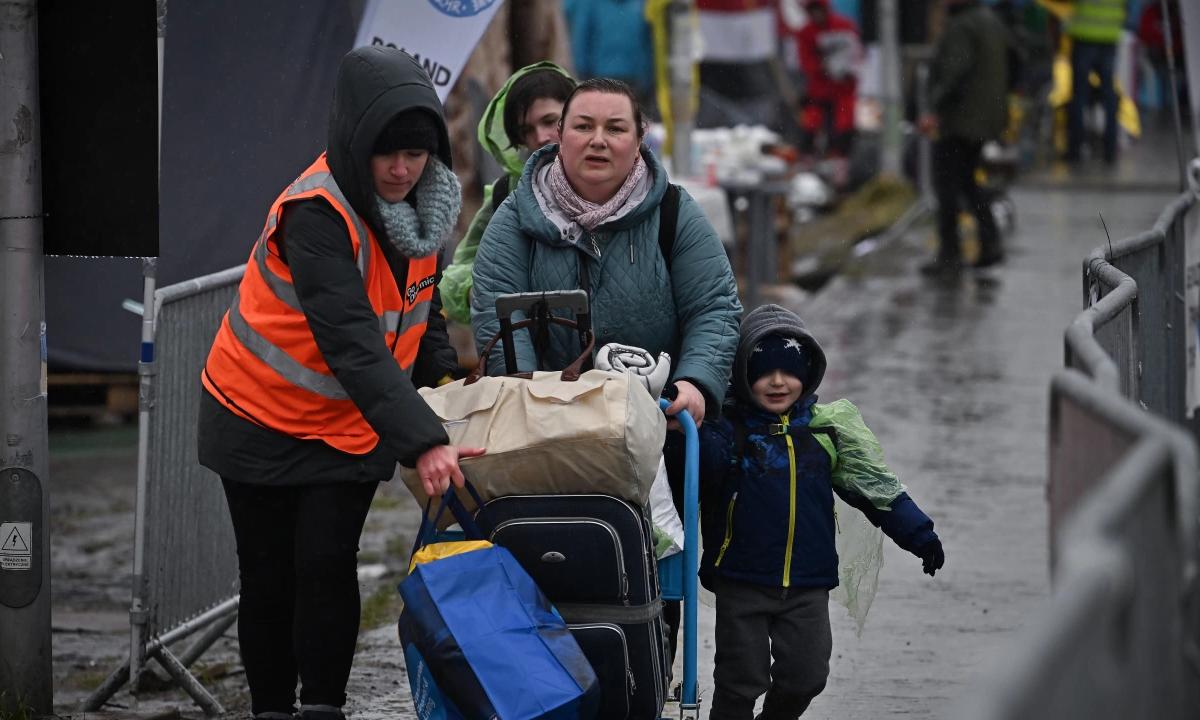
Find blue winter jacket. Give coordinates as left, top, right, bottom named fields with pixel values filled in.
left=699, top=396, right=938, bottom=590
left=563, top=0, right=655, bottom=97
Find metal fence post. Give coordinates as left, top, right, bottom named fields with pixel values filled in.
left=1167, top=209, right=1188, bottom=425
left=130, top=258, right=157, bottom=690
left=83, top=267, right=243, bottom=714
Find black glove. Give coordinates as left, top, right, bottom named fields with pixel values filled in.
left=918, top=539, right=944, bottom=577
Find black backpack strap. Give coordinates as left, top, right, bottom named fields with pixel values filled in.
left=738, top=411, right=835, bottom=462
left=775, top=421, right=838, bottom=450
left=809, top=425, right=838, bottom=447
left=491, top=173, right=512, bottom=212
left=658, top=183, right=681, bottom=271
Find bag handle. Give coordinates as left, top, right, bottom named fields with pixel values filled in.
left=408, top=480, right=488, bottom=566
left=466, top=316, right=595, bottom=385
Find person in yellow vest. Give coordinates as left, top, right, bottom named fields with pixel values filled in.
left=197, top=47, right=483, bottom=720
left=1065, top=0, right=1127, bottom=163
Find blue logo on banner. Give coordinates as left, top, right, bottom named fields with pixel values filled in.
left=426, top=0, right=497, bottom=17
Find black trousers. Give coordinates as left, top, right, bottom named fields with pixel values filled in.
left=1067, top=40, right=1118, bottom=162
left=221, top=477, right=379, bottom=716
left=709, top=578, right=832, bottom=720
left=932, top=136, right=1001, bottom=263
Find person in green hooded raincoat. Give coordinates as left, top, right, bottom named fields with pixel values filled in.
left=438, top=62, right=575, bottom=324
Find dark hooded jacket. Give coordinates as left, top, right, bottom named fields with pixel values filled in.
left=698, top=304, right=938, bottom=590
left=198, top=47, right=459, bottom=485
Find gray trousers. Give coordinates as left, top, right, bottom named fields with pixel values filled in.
left=709, top=578, right=832, bottom=720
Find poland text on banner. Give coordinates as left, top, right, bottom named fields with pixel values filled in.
left=354, top=0, right=506, bottom=102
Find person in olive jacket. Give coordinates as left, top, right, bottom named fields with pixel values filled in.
left=438, top=62, right=575, bottom=325
left=918, top=0, right=1011, bottom=276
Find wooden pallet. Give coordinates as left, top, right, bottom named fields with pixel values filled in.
left=47, top=372, right=138, bottom=423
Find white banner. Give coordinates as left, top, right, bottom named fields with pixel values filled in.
left=354, top=0, right=505, bottom=102
left=696, top=8, right=777, bottom=62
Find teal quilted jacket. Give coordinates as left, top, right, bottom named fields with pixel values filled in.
left=470, top=144, right=742, bottom=406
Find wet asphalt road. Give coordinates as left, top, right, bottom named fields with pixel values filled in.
left=45, top=139, right=1183, bottom=719
left=795, top=181, right=1177, bottom=719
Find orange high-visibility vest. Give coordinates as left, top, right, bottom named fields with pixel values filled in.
left=202, top=153, right=439, bottom=455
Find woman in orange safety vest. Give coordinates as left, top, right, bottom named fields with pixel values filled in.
left=197, top=47, right=482, bottom=720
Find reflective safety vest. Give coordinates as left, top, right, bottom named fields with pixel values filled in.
left=1066, top=0, right=1126, bottom=44
left=202, top=153, right=438, bottom=455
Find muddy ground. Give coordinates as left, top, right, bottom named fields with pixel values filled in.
left=46, top=423, right=430, bottom=720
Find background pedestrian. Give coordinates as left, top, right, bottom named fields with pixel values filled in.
left=918, top=0, right=1011, bottom=276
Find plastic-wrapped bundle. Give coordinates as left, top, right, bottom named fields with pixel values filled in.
left=830, top=494, right=884, bottom=636
left=812, top=399, right=904, bottom=635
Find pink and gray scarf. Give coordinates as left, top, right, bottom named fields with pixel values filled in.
left=545, top=153, right=647, bottom=231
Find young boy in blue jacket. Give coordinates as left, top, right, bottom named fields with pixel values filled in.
left=699, top=304, right=945, bottom=720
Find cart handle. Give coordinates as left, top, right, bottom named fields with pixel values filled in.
left=494, top=289, right=589, bottom=320
left=467, top=316, right=595, bottom=385
left=660, top=399, right=700, bottom=711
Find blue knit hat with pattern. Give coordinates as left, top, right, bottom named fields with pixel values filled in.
left=747, top=333, right=812, bottom=386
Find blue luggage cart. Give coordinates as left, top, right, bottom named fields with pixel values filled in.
left=414, top=290, right=704, bottom=719
left=655, top=400, right=702, bottom=720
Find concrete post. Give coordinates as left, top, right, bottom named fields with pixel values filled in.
left=877, top=0, right=903, bottom=176
left=668, top=0, right=696, bottom=178
left=0, top=0, right=54, bottom=715
left=915, top=58, right=933, bottom=206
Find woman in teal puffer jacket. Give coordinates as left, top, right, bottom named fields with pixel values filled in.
left=471, top=78, right=741, bottom=424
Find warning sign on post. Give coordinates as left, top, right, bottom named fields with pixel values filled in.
left=0, top=522, right=33, bottom=571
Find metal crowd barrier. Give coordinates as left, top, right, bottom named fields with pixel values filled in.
left=84, top=265, right=246, bottom=716
left=1073, top=193, right=1192, bottom=424
left=967, top=371, right=1200, bottom=719
left=1058, top=186, right=1195, bottom=544
left=964, top=166, right=1200, bottom=718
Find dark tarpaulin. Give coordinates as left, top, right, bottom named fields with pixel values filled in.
left=46, top=0, right=357, bottom=371
left=39, top=0, right=158, bottom=258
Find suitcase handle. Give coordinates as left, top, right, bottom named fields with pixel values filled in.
left=466, top=316, right=595, bottom=385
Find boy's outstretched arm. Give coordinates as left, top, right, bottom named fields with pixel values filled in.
left=835, top=487, right=945, bottom=576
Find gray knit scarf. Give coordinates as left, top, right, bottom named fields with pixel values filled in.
left=546, top=153, right=647, bottom=231
left=374, top=157, right=462, bottom=258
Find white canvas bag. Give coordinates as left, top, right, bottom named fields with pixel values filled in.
left=401, top=368, right=666, bottom=525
